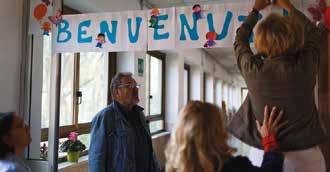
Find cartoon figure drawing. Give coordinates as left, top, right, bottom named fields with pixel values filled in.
left=42, top=0, right=51, bottom=6
left=149, top=8, right=160, bottom=28
left=204, top=32, right=217, bottom=48
left=48, top=10, right=63, bottom=26
left=41, top=22, right=51, bottom=36
left=96, top=33, right=106, bottom=48
left=192, top=4, right=202, bottom=20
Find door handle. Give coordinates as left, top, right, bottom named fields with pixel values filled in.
left=76, top=91, right=82, bottom=105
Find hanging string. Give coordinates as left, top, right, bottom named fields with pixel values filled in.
left=143, top=0, right=245, bottom=8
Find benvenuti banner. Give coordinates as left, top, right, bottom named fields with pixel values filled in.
left=53, top=2, right=308, bottom=53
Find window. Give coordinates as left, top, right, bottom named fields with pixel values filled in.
left=41, top=35, right=52, bottom=129
left=222, top=83, right=229, bottom=106
left=39, top=7, right=113, bottom=161
left=41, top=36, right=114, bottom=159
left=241, top=88, right=248, bottom=103
left=215, top=79, right=223, bottom=107
left=183, top=64, right=190, bottom=106
left=146, top=51, right=165, bottom=134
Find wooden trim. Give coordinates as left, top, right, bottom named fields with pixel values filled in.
left=151, top=129, right=166, bottom=136
left=184, top=64, right=191, bottom=102
left=146, top=115, right=163, bottom=121
left=108, top=52, right=117, bottom=104
left=147, top=51, right=166, bottom=60
left=203, top=72, right=206, bottom=101
left=147, top=54, right=151, bottom=116
left=62, top=5, right=81, bottom=15
left=41, top=123, right=91, bottom=142
left=73, top=53, right=80, bottom=126
left=161, top=53, right=166, bottom=130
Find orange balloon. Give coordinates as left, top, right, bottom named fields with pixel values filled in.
left=34, top=3, right=47, bottom=21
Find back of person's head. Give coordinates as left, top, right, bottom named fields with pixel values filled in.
left=165, top=101, right=234, bottom=172
left=0, top=112, right=14, bottom=159
left=254, top=13, right=304, bottom=58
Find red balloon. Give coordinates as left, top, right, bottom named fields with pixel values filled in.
left=34, top=3, right=47, bottom=21
left=206, top=32, right=217, bottom=40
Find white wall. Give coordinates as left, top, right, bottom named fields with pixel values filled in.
left=0, top=0, right=23, bottom=112
left=190, top=66, right=203, bottom=100
left=117, top=51, right=147, bottom=109
left=163, top=48, right=243, bottom=131
left=165, top=52, right=184, bottom=131
left=205, top=74, right=215, bottom=103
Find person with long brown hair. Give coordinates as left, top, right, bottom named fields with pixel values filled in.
left=165, top=101, right=285, bottom=172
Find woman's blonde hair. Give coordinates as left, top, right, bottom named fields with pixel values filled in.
left=254, top=13, right=304, bottom=58
left=165, top=101, right=235, bottom=172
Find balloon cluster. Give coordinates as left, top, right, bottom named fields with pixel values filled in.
left=33, top=0, right=62, bottom=35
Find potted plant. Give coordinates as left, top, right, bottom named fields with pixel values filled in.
left=60, top=132, right=86, bottom=162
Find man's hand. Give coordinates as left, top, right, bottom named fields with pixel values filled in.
left=253, top=0, right=271, bottom=11
left=275, top=0, right=295, bottom=12
left=256, top=106, right=285, bottom=138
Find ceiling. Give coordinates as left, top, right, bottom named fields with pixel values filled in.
left=204, top=48, right=239, bottom=74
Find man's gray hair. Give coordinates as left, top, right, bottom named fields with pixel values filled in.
left=110, top=72, right=133, bottom=91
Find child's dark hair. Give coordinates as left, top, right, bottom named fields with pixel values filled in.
left=97, top=33, right=105, bottom=37
left=0, top=112, right=14, bottom=159
left=192, top=4, right=201, bottom=9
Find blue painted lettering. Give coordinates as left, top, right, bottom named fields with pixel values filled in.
left=128, top=17, right=142, bottom=43
left=57, top=20, right=72, bottom=43
left=78, top=20, right=92, bottom=43
left=100, top=20, right=118, bottom=43
left=207, top=11, right=233, bottom=40
left=154, top=15, right=170, bottom=40
left=179, top=14, right=199, bottom=40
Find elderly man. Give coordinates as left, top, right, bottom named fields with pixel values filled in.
left=89, top=72, right=160, bottom=172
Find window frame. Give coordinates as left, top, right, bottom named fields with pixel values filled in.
left=39, top=5, right=119, bottom=163
left=146, top=51, right=166, bottom=134
left=40, top=52, right=116, bottom=142
left=241, top=87, right=248, bottom=103
left=203, top=72, right=207, bottom=101
left=184, top=64, right=191, bottom=104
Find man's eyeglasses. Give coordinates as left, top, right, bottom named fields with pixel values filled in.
left=117, top=83, right=142, bottom=89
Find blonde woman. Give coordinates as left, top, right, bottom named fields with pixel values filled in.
left=228, top=0, right=326, bottom=171
left=166, top=101, right=284, bottom=172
